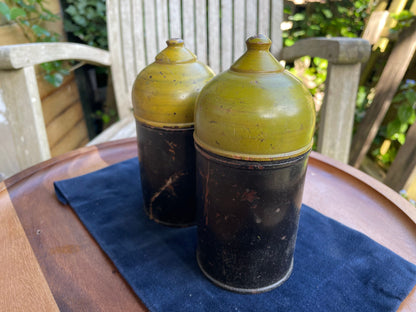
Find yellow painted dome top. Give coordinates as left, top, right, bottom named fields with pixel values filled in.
left=194, top=35, right=315, bottom=161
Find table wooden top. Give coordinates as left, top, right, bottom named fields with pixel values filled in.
left=1, top=138, right=415, bottom=311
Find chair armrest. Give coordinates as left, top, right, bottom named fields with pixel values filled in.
left=0, top=42, right=111, bottom=69
left=281, top=37, right=370, bottom=163
left=281, top=37, right=370, bottom=64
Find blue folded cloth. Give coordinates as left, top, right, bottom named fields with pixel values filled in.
left=54, top=157, right=416, bottom=312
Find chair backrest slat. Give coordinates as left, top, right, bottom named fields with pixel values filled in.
left=131, top=0, right=146, bottom=74
left=143, top=0, right=158, bottom=65
left=120, top=0, right=137, bottom=95
left=208, top=0, right=221, bottom=74
left=270, top=0, right=283, bottom=56
left=233, top=0, right=246, bottom=62
left=155, top=0, right=169, bottom=52
left=195, top=0, right=208, bottom=64
left=221, top=0, right=233, bottom=71
left=258, top=0, right=271, bottom=37
left=107, top=0, right=128, bottom=117
left=183, top=0, right=196, bottom=54
left=246, top=0, right=258, bottom=35
left=168, top=0, right=182, bottom=38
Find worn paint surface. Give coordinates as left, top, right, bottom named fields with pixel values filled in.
left=132, top=38, right=214, bottom=128
left=194, top=35, right=315, bottom=161
left=137, top=122, right=196, bottom=227
left=196, top=145, right=309, bottom=293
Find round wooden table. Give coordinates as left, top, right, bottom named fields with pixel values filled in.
left=1, top=138, right=415, bottom=311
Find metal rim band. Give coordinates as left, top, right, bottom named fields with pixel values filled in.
left=196, top=250, right=294, bottom=294
left=135, top=114, right=194, bottom=129
left=194, top=133, right=313, bottom=162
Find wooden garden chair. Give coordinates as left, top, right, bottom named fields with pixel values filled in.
left=0, top=0, right=370, bottom=179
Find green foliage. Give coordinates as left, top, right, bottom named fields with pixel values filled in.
left=63, top=0, right=107, bottom=49
left=0, top=0, right=69, bottom=87
left=355, top=86, right=373, bottom=125
left=283, top=0, right=372, bottom=46
left=283, top=0, right=372, bottom=94
left=391, top=10, right=415, bottom=32
left=372, top=80, right=416, bottom=167
left=0, top=0, right=60, bottom=42
left=288, top=55, right=328, bottom=96
left=93, top=108, right=117, bottom=126
left=41, top=60, right=70, bottom=87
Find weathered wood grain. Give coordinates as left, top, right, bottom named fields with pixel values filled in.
left=131, top=0, right=146, bottom=76
left=195, top=0, right=208, bottom=64
left=155, top=0, right=169, bottom=53
left=208, top=0, right=220, bottom=74
left=221, top=0, right=233, bottom=70
left=0, top=43, right=111, bottom=69
left=88, top=115, right=136, bottom=146
left=246, top=0, right=257, bottom=36
left=37, top=70, right=74, bottom=100
left=384, top=121, right=416, bottom=193
left=107, top=0, right=130, bottom=119
left=317, top=63, right=361, bottom=163
left=258, top=0, right=271, bottom=38
left=45, top=101, right=84, bottom=148
left=41, top=76, right=80, bottom=125
left=143, top=0, right=158, bottom=65
left=233, top=0, right=246, bottom=61
left=182, top=0, right=196, bottom=53
left=50, top=119, right=89, bottom=157
left=0, top=185, right=59, bottom=311
left=168, top=0, right=182, bottom=38
left=270, top=0, right=283, bottom=57
left=4, top=140, right=145, bottom=311
left=0, top=67, right=50, bottom=178
left=361, top=11, right=389, bottom=45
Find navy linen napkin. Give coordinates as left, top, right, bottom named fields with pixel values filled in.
left=54, top=157, right=416, bottom=312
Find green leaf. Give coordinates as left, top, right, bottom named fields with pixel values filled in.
left=371, top=148, right=379, bottom=158
left=44, top=73, right=64, bottom=87
left=392, top=93, right=405, bottom=103
left=31, top=24, right=50, bottom=37
left=322, top=9, right=333, bottom=19
left=73, top=15, right=88, bottom=27
left=284, top=6, right=292, bottom=15
left=387, top=119, right=407, bottom=138
left=0, top=3, right=11, bottom=20
left=59, top=68, right=70, bottom=76
left=292, top=30, right=305, bottom=38
left=284, top=38, right=295, bottom=47
left=290, top=13, right=305, bottom=21
left=66, top=5, right=77, bottom=16
left=356, top=86, right=368, bottom=108
left=398, top=104, right=415, bottom=124
left=102, top=114, right=110, bottom=124
left=313, top=57, right=322, bottom=67
left=405, top=90, right=416, bottom=104
left=396, top=133, right=406, bottom=145
left=40, top=62, right=53, bottom=73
